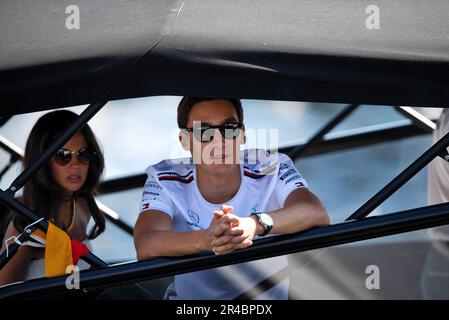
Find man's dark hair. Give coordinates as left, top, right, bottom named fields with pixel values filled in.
left=177, top=97, right=243, bottom=128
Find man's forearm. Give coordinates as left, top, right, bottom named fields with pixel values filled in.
left=266, top=202, right=329, bottom=235
left=136, top=229, right=211, bottom=260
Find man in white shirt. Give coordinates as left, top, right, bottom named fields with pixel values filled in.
left=134, top=97, right=329, bottom=299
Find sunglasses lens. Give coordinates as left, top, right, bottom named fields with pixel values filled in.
left=54, top=148, right=94, bottom=166
left=190, top=123, right=242, bottom=142
left=78, top=148, right=93, bottom=165
left=201, top=128, right=215, bottom=142
left=193, top=127, right=214, bottom=143
left=54, top=149, right=71, bottom=165
left=221, top=123, right=241, bottom=140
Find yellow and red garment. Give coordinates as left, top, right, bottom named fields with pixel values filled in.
left=31, top=223, right=90, bottom=278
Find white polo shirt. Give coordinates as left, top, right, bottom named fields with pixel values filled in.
left=140, top=149, right=308, bottom=299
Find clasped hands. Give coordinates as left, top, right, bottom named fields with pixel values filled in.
left=207, top=205, right=258, bottom=255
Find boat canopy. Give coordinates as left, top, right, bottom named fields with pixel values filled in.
left=1, top=0, right=449, bottom=116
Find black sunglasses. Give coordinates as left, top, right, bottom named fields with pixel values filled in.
left=54, top=147, right=96, bottom=166
left=184, top=122, right=243, bottom=142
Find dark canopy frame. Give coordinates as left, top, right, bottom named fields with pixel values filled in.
left=0, top=0, right=449, bottom=299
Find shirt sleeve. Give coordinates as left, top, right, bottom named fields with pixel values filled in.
left=140, top=171, right=176, bottom=219
left=274, top=153, right=309, bottom=207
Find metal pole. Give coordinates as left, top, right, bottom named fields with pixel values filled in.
left=395, top=106, right=436, bottom=133
left=278, top=120, right=434, bottom=157
left=2, top=201, right=449, bottom=299
left=0, top=116, right=12, bottom=127
left=0, top=156, right=19, bottom=180
left=96, top=201, right=134, bottom=235
left=288, top=104, right=358, bottom=160
left=346, top=131, right=449, bottom=220
left=98, top=174, right=147, bottom=194
left=0, top=225, right=37, bottom=270
left=0, top=190, right=108, bottom=268
left=0, top=135, right=23, bottom=159
left=439, top=148, right=449, bottom=162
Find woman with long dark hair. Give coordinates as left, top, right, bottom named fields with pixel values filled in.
left=0, top=110, right=105, bottom=285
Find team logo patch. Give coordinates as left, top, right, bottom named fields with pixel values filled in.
left=250, top=204, right=258, bottom=214
left=186, top=209, right=202, bottom=229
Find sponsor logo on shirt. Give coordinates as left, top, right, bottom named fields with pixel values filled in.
left=145, top=181, right=162, bottom=190
left=278, top=163, right=289, bottom=175
left=284, top=174, right=300, bottom=185
left=142, top=203, right=150, bottom=210
left=279, top=168, right=296, bottom=181
left=250, top=204, right=258, bottom=214
left=143, top=191, right=160, bottom=197
left=186, top=209, right=202, bottom=229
